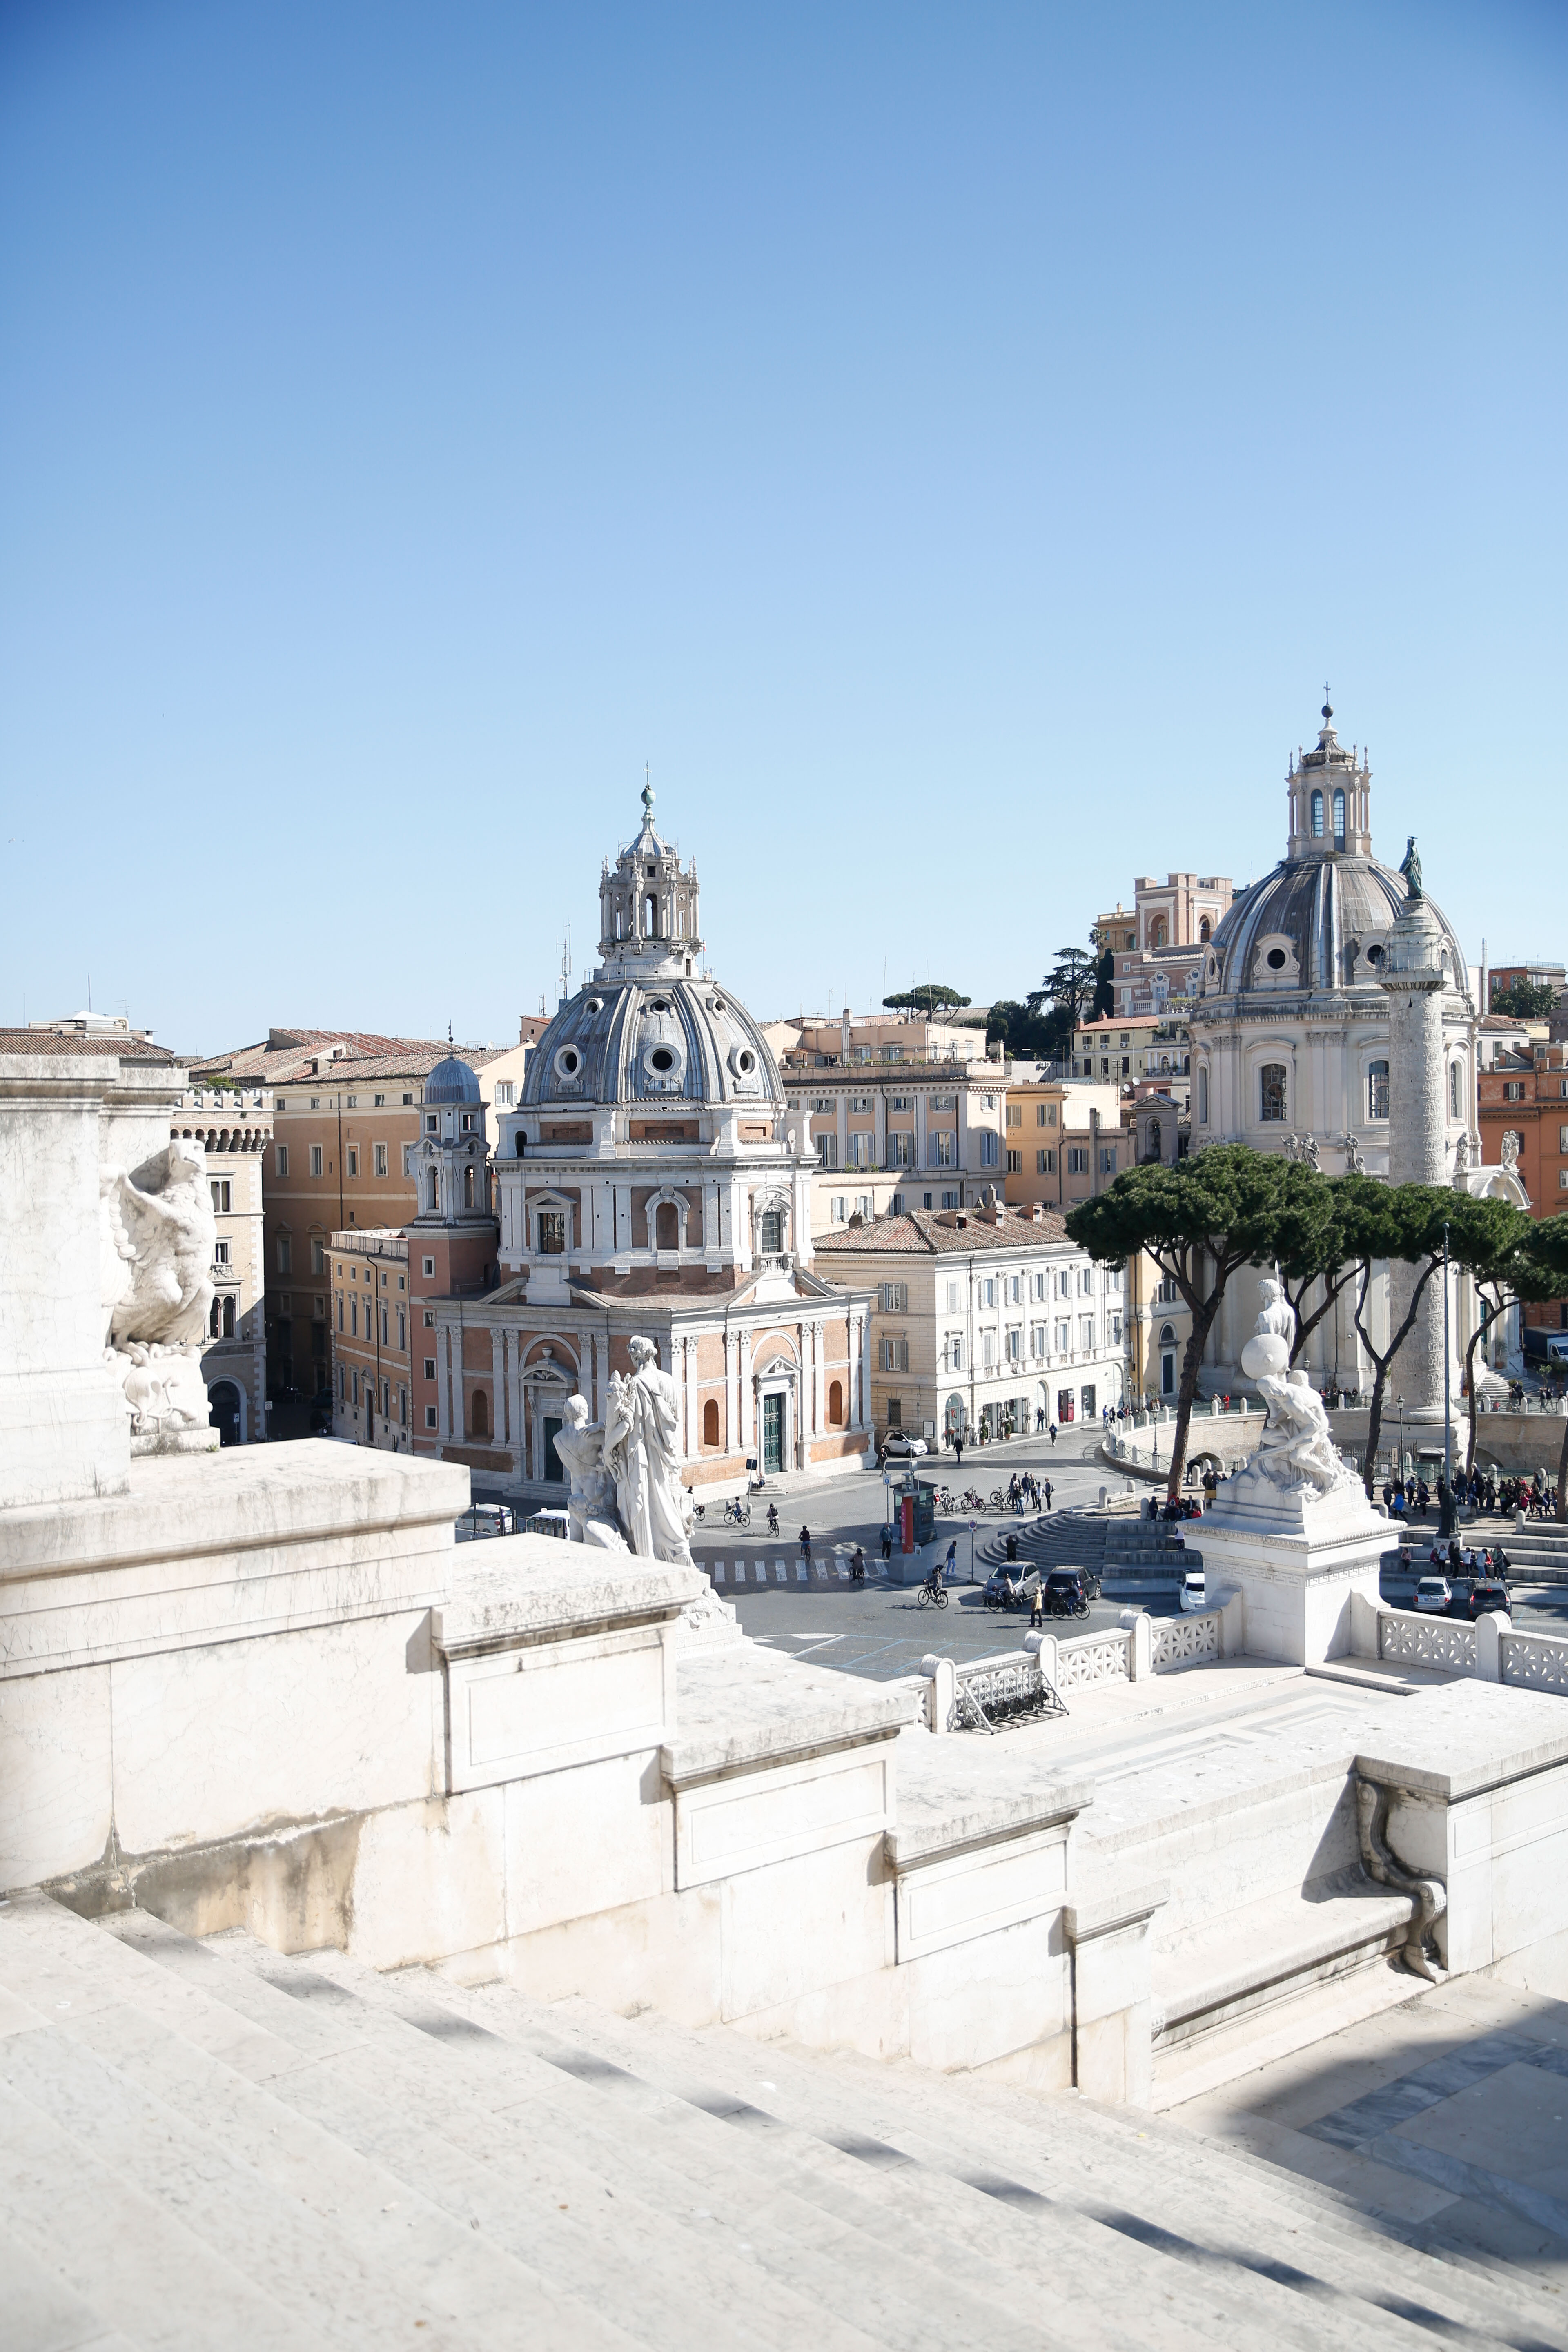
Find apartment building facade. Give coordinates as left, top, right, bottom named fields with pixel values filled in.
left=786, top=1058, right=1009, bottom=1237
left=1479, top=1040, right=1568, bottom=1345
left=1070, top=1013, right=1191, bottom=1101
left=169, top=1080, right=273, bottom=1444
left=815, top=1199, right=1126, bottom=1446
left=327, top=1228, right=413, bottom=1449
left=1093, top=871, right=1234, bottom=1018
left=1000, top=1079, right=1126, bottom=1215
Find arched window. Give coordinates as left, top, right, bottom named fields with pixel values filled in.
left=223, top=1294, right=235, bottom=1338
left=470, top=1389, right=489, bottom=1439
left=1159, top=1322, right=1176, bottom=1346
left=702, top=1397, right=720, bottom=1448
left=1147, top=1120, right=1162, bottom=1162
left=644, top=894, right=658, bottom=936
left=1197, top=1066, right=1209, bottom=1124
left=1148, top=915, right=1168, bottom=949
left=1198, top=917, right=1212, bottom=943
left=1368, top=1060, right=1389, bottom=1120
left=827, top=1379, right=844, bottom=1427
left=656, top=1200, right=679, bottom=1250
left=427, top=1169, right=439, bottom=1211
left=463, top=1164, right=475, bottom=1209
left=1310, top=789, right=1324, bottom=837
left=1450, top=1062, right=1463, bottom=1120
left=1260, top=1063, right=1287, bottom=1123
left=759, top=1209, right=782, bottom=1254
left=209, top=1297, right=221, bottom=1338
left=1332, top=787, right=1345, bottom=840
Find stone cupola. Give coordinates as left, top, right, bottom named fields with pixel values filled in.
left=410, top=1050, right=492, bottom=1227
left=597, top=780, right=703, bottom=981
left=1285, top=695, right=1372, bottom=860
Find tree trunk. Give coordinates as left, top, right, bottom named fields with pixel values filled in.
left=1463, top=1298, right=1503, bottom=1479
left=1356, top=1257, right=1440, bottom=1494
left=1166, top=1297, right=1221, bottom=1502
left=1363, top=1354, right=1390, bottom=1497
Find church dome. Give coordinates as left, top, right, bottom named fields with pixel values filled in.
left=423, top=1052, right=483, bottom=1105
left=1196, top=706, right=1469, bottom=1007
left=523, top=974, right=782, bottom=1111
left=523, top=784, right=782, bottom=1113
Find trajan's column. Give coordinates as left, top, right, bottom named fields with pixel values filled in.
left=1378, top=839, right=1453, bottom=1421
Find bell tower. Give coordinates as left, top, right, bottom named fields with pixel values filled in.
left=1285, top=694, right=1372, bottom=860
left=596, top=780, right=703, bottom=980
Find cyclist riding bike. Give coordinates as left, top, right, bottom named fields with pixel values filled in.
left=766, top=1503, right=779, bottom=1536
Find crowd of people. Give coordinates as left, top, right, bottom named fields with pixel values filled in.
left=1383, top=1467, right=1559, bottom=1521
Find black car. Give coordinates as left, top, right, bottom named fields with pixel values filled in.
left=1039, top=1569, right=1091, bottom=1620
left=1443, top=1578, right=1511, bottom=1620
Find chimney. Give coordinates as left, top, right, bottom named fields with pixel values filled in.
left=841, top=1005, right=852, bottom=1061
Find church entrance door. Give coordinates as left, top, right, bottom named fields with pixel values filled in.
left=762, top=1392, right=784, bottom=1476
left=541, top=1416, right=564, bottom=1483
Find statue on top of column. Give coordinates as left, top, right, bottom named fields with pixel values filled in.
left=1399, top=835, right=1423, bottom=901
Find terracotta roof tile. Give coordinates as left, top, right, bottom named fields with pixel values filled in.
left=0, top=1029, right=176, bottom=1061
left=814, top=1205, right=1067, bottom=1256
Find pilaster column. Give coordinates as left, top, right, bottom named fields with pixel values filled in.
left=683, top=1332, right=698, bottom=1460
left=811, top=1317, right=825, bottom=1436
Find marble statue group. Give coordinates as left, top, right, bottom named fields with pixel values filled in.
left=1232, top=1277, right=1357, bottom=1501
left=100, top=1140, right=220, bottom=1451
left=555, top=1335, right=695, bottom=1566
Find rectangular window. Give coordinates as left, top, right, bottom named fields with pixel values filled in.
left=880, top=1336, right=910, bottom=1372
left=423, top=1357, right=437, bottom=1380
left=1503, top=1082, right=1526, bottom=1102
left=941, top=1189, right=958, bottom=1209
left=1560, top=1170, right=1568, bottom=1191
left=889, top=1132, right=913, bottom=1167
left=209, top=1179, right=232, bottom=1213
left=423, top=1307, right=434, bottom=1326
left=213, top=1238, right=231, bottom=1266
left=980, top=1131, right=999, bottom=1167
left=1038, top=1149, right=1056, bottom=1173
left=890, top=1192, right=905, bottom=1213
left=982, top=1277, right=996, bottom=1308
left=928, top=1130, right=954, bottom=1166
left=403, top=1143, right=416, bottom=1177
left=275, top=1145, right=289, bottom=1177
left=276, top=1235, right=292, bottom=1274
left=930, top=1094, right=955, bottom=1111
left=857, top=1195, right=873, bottom=1220
left=981, top=1331, right=995, bottom=1368
left=425, top=1404, right=437, bottom=1430
left=350, top=1298, right=358, bottom=1338
left=494, top=1081, right=515, bottom=1105
left=1055, top=1319, right=1070, bottom=1353
left=1008, top=1276, right=1021, bottom=1304
left=336, top=1293, right=344, bottom=1330
left=374, top=1143, right=388, bottom=1177
left=1030, top=1323, right=1045, bottom=1358
left=945, top=1334, right=964, bottom=1372
left=849, top=1096, right=872, bottom=1114
left=379, top=1307, right=389, bottom=1346
left=537, top=1212, right=566, bottom=1254
left=347, top=1096, right=358, bottom=1109
left=880, top=1282, right=909, bottom=1312
left=891, top=1095, right=910, bottom=1111
left=811, top=1097, right=833, bottom=1114
left=947, top=1281, right=959, bottom=1311
left=1006, top=1149, right=1022, bottom=1173
left=816, top=1134, right=840, bottom=1167
left=1068, top=1147, right=1089, bottom=1174
left=340, top=1365, right=347, bottom=1401
left=1100, top=1146, right=1117, bottom=1174
left=1005, top=1105, right=1022, bottom=1128
left=831, top=1194, right=847, bottom=1222
left=398, top=1312, right=406, bottom=1350
left=1080, top=1315, right=1095, bottom=1352
left=399, top=1387, right=408, bottom=1427
left=310, top=1144, right=323, bottom=1177
left=422, top=1256, right=434, bottom=1277
left=346, top=1147, right=359, bottom=1178
left=1561, top=1127, right=1568, bottom=1153
left=1005, top=1327, right=1021, bottom=1363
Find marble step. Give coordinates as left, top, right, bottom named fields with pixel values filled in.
left=117, top=1915, right=1126, bottom=2352
left=1154, top=1881, right=1421, bottom=2053
left=437, top=1974, right=1466, bottom=2352
left=0, top=2215, right=143, bottom=2352
left=0, top=1905, right=633, bottom=2352
left=539, top=1990, right=1568, bottom=2352
left=94, top=1915, right=905, bottom=2352
left=261, top=1939, right=1177, bottom=2352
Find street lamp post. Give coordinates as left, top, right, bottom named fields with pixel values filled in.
left=1397, top=1394, right=1405, bottom=1483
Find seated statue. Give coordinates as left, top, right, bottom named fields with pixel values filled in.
left=553, top=1394, right=629, bottom=1550
left=1234, top=1276, right=1356, bottom=1501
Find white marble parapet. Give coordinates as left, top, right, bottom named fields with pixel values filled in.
left=661, top=1644, right=913, bottom=1787
left=1354, top=1679, right=1568, bottom=1804
left=0, top=1440, right=470, bottom=1677
left=431, top=1544, right=701, bottom=1658
left=889, top=1729, right=1089, bottom=1869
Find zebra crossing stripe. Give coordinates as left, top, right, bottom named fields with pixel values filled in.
left=836, top=1562, right=849, bottom=1580
left=713, top=1561, right=726, bottom=1583
left=774, top=1561, right=787, bottom=1583
left=796, top=1563, right=808, bottom=1583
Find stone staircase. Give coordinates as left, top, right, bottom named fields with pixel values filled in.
left=8, top=1891, right=1567, bottom=2351
left=978, top=1504, right=1198, bottom=1595
left=1502, top=1523, right=1568, bottom=1585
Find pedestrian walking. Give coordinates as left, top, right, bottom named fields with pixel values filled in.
left=1049, top=1422, right=1058, bottom=1447
left=799, top=1524, right=812, bottom=1562
left=944, top=1537, right=958, bottom=1582
left=880, top=1524, right=893, bottom=1562
left=953, top=1433, right=964, bottom=1470
left=1042, top=1477, right=1052, bottom=1510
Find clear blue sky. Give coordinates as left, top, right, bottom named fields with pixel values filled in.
left=2, top=2, right=1564, bottom=1052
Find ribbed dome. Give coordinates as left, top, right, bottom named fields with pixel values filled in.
left=522, top=976, right=782, bottom=1111
left=1199, top=854, right=1468, bottom=1004
left=423, top=1053, right=482, bottom=1105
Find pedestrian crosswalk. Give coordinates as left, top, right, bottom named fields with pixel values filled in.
left=704, top=1557, right=886, bottom=1585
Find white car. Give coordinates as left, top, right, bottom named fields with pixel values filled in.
left=1414, top=1575, right=1451, bottom=1614
left=881, top=1434, right=928, bottom=1462
left=1178, top=1569, right=1207, bottom=1613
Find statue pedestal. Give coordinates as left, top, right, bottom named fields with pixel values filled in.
left=1199, top=1475, right=1389, bottom=1666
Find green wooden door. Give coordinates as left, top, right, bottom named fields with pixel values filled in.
left=762, top=1392, right=784, bottom=1475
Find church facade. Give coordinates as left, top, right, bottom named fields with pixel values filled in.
left=418, top=789, right=871, bottom=1497
left=1189, top=703, right=1526, bottom=1403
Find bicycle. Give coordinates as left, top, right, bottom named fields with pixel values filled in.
left=916, top=1576, right=949, bottom=1610
left=722, top=1497, right=752, bottom=1528
left=988, top=1489, right=1007, bottom=1512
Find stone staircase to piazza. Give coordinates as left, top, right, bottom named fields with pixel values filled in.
left=6, top=1890, right=1568, bottom=2352
left=978, top=1503, right=1200, bottom=1596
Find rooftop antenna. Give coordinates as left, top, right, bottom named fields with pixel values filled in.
left=558, top=926, right=572, bottom=1011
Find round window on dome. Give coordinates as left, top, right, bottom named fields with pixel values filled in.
left=650, top=1047, right=675, bottom=1074
left=649, top=998, right=670, bottom=1014
left=586, top=998, right=603, bottom=1015
left=1266, top=948, right=1287, bottom=971
left=555, top=1045, right=582, bottom=1080
left=1366, top=944, right=1385, bottom=968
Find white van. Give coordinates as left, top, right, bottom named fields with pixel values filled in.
left=1178, top=1568, right=1207, bottom=1613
